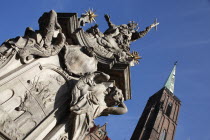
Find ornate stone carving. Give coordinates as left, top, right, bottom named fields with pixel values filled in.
left=1, top=115, right=25, bottom=139
left=0, top=9, right=159, bottom=140
left=0, top=61, right=74, bottom=139
left=69, top=72, right=128, bottom=140
left=0, top=10, right=66, bottom=64
left=0, top=89, right=37, bottom=140
left=79, top=12, right=159, bottom=65
left=16, top=76, right=56, bottom=110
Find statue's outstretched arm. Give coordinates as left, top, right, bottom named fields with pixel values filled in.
left=101, top=102, right=128, bottom=116
left=104, top=14, right=116, bottom=28
left=131, top=22, right=159, bottom=41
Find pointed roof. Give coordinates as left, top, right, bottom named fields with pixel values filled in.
left=164, top=62, right=177, bottom=94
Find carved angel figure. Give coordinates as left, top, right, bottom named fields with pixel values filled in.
left=69, top=72, right=127, bottom=140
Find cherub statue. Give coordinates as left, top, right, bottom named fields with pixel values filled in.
left=69, top=72, right=128, bottom=140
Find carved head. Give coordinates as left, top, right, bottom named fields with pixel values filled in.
left=127, top=21, right=139, bottom=32
left=119, top=24, right=129, bottom=34
left=120, top=24, right=128, bottom=29
left=105, top=86, right=124, bottom=106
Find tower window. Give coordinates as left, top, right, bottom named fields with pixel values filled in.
left=159, top=129, right=166, bottom=140
left=166, top=102, right=173, bottom=117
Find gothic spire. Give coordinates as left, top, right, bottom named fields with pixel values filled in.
left=164, top=62, right=177, bottom=94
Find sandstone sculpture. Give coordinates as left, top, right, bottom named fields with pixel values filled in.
left=0, top=9, right=158, bottom=140
left=69, top=72, right=127, bottom=140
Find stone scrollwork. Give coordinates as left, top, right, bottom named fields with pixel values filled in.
left=0, top=10, right=66, bottom=64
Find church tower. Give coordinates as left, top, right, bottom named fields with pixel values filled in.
left=131, top=63, right=181, bottom=140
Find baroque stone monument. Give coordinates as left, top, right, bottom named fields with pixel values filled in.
left=0, top=10, right=159, bottom=140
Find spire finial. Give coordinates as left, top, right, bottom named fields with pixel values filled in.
left=164, top=62, right=177, bottom=93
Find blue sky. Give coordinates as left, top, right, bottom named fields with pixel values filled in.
left=0, top=0, right=210, bottom=140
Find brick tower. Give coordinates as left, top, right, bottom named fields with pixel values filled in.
left=131, top=63, right=181, bottom=140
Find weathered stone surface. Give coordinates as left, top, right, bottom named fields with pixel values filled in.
left=68, top=72, right=127, bottom=140
left=0, top=9, right=158, bottom=140
left=0, top=56, right=76, bottom=139
left=64, top=45, right=98, bottom=76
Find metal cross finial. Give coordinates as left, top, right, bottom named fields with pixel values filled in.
left=174, top=61, right=178, bottom=65
left=154, top=18, right=158, bottom=31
